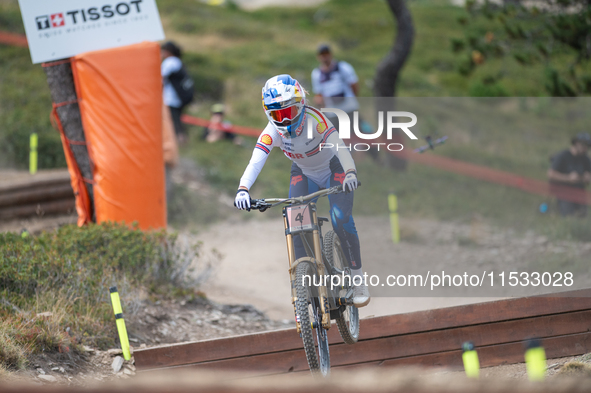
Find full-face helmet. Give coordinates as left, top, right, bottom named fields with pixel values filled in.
left=262, top=75, right=306, bottom=138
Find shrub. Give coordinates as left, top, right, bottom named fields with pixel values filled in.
left=0, top=222, right=206, bottom=362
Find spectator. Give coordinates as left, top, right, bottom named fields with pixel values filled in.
left=311, top=44, right=359, bottom=129
left=162, top=102, right=179, bottom=205
left=547, top=132, right=591, bottom=217
left=161, top=41, right=193, bottom=144
left=202, top=104, right=242, bottom=145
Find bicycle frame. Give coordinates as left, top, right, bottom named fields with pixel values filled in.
left=250, top=185, right=347, bottom=333
left=248, top=184, right=360, bottom=375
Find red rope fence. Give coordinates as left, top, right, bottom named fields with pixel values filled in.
left=0, top=31, right=27, bottom=48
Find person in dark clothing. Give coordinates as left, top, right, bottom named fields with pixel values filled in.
left=161, top=41, right=191, bottom=143
left=547, top=132, right=591, bottom=217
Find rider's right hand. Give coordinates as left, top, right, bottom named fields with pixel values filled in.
left=234, top=189, right=251, bottom=210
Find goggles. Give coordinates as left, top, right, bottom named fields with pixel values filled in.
left=268, top=105, right=301, bottom=123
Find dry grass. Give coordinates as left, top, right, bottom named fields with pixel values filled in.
left=0, top=296, right=80, bottom=371
left=557, top=362, right=591, bottom=377
left=0, top=327, right=27, bottom=371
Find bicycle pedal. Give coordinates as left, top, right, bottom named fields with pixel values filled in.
left=337, top=297, right=354, bottom=306
left=311, top=321, right=318, bottom=329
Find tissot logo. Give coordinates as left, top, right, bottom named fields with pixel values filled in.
left=34, top=0, right=144, bottom=30
left=35, top=15, right=50, bottom=30
left=51, top=14, right=65, bottom=28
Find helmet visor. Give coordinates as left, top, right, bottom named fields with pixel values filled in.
left=268, top=105, right=301, bottom=123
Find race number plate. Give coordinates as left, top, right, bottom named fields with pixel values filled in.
left=285, top=204, right=314, bottom=234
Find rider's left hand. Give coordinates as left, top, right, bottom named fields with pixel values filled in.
left=343, top=171, right=358, bottom=193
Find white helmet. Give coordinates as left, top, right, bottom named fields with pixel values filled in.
left=262, top=75, right=306, bottom=138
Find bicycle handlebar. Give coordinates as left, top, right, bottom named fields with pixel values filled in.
left=248, top=182, right=360, bottom=212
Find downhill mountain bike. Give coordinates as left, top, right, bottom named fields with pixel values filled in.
left=248, top=185, right=360, bottom=376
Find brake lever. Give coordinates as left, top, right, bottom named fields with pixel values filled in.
left=249, top=199, right=271, bottom=212
left=247, top=198, right=256, bottom=212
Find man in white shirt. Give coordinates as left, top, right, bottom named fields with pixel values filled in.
left=311, top=44, right=360, bottom=129
left=161, top=41, right=187, bottom=143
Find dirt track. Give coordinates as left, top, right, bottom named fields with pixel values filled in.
left=194, top=214, right=591, bottom=320
left=195, top=216, right=486, bottom=320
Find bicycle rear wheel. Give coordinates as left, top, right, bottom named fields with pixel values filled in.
left=295, top=260, right=330, bottom=376
left=324, top=230, right=359, bottom=344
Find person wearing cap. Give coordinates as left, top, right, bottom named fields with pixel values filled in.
left=202, top=104, right=242, bottom=145
left=161, top=41, right=189, bottom=143
left=311, top=44, right=359, bottom=128
left=547, top=133, right=591, bottom=217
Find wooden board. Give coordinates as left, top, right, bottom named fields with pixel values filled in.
left=0, top=170, right=70, bottom=194
left=0, top=199, right=75, bottom=219
left=152, top=313, right=590, bottom=374
left=0, top=184, right=73, bottom=208
left=135, top=290, right=591, bottom=371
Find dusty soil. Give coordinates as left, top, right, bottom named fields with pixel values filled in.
left=5, top=296, right=294, bottom=387
left=0, top=213, right=77, bottom=235
left=194, top=215, right=591, bottom=320
left=125, top=297, right=293, bottom=346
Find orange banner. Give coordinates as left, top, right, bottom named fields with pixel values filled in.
left=72, top=42, right=166, bottom=229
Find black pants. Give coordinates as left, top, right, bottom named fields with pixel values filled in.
left=169, top=106, right=185, bottom=137
left=557, top=199, right=587, bottom=217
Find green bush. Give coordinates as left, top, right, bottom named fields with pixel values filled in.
left=0, top=223, right=202, bottom=351
left=469, top=81, right=509, bottom=97
left=1, top=223, right=176, bottom=298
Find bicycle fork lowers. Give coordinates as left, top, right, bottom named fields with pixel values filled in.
left=283, top=202, right=331, bottom=332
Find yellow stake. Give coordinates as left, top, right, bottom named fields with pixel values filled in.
left=462, top=342, right=480, bottom=378
left=29, top=133, right=38, bottom=175
left=388, top=194, right=399, bottom=244
left=525, top=340, right=546, bottom=381
left=109, top=286, right=131, bottom=361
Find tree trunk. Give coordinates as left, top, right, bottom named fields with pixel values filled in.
left=374, top=0, right=415, bottom=170
left=44, top=61, right=95, bottom=221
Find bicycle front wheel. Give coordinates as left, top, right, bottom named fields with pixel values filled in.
left=324, top=230, right=359, bottom=344
left=295, top=260, right=330, bottom=376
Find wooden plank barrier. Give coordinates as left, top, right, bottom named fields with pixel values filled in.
left=0, top=170, right=74, bottom=219
left=134, top=289, right=591, bottom=374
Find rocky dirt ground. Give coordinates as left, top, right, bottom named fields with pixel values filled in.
left=5, top=296, right=294, bottom=387
left=125, top=297, right=293, bottom=346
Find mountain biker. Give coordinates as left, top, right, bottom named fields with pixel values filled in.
left=234, top=74, right=370, bottom=307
